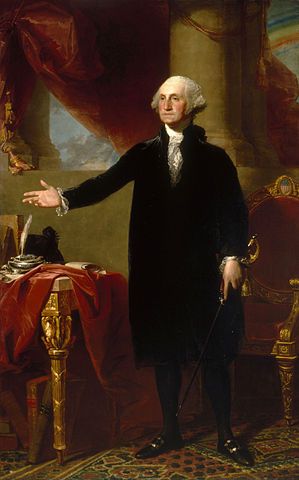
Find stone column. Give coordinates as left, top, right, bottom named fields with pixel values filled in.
left=18, top=79, right=60, bottom=170
left=241, top=1, right=279, bottom=166
left=170, top=0, right=277, bottom=167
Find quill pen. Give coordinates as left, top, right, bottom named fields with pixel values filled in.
left=19, top=214, right=32, bottom=256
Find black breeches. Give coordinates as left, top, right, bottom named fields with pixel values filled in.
left=155, top=356, right=234, bottom=441
left=155, top=361, right=181, bottom=438
left=202, top=356, right=234, bottom=441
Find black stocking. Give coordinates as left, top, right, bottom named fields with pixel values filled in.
left=154, top=361, right=181, bottom=439
left=202, top=357, right=233, bottom=442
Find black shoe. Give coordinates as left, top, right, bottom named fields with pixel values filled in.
left=217, top=438, right=254, bottom=467
left=135, top=434, right=184, bottom=459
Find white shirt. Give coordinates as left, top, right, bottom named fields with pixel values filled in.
left=165, top=124, right=184, bottom=186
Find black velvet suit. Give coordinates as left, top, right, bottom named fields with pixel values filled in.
left=63, top=125, right=248, bottom=367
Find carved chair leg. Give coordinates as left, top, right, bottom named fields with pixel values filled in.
left=271, top=279, right=299, bottom=427
left=276, top=355, right=296, bottom=427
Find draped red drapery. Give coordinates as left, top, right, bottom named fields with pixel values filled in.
left=0, top=0, right=169, bottom=155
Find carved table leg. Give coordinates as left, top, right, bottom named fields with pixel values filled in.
left=41, top=278, right=73, bottom=465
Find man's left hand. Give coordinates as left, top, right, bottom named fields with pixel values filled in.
left=222, top=260, right=244, bottom=300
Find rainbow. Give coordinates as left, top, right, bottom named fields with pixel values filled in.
left=267, top=1, right=299, bottom=50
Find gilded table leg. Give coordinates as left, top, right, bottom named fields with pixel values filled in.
left=41, top=283, right=73, bottom=465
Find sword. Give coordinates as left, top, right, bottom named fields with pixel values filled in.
left=176, top=291, right=225, bottom=417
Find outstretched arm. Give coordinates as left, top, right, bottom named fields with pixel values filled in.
left=23, top=144, right=140, bottom=211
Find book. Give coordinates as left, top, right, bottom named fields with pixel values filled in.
left=27, top=376, right=86, bottom=464
left=0, top=225, right=10, bottom=266
left=0, top=433, right=18, bottom=450
left=28, top=379, right=52, bottom=464
left=0, top=390, right=28, bottom=448
left=0, top=215, right=24, bottom=265
left=0, top=416, right=11, bottom=434
left=26, top=375, right=50, bottom=446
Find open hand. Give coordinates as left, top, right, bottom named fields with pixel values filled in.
left=23, top=179, right=61, bottom=208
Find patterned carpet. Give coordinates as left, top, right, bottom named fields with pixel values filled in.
left=1, top=415, right=299, bottom=480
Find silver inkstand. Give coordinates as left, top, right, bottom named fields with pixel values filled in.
left=7, top=253, right=45, bottom=274
left=2, top=214, right=45, bottom=276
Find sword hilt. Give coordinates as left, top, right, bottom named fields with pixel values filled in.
left=219, top=291, right=225, bottom=305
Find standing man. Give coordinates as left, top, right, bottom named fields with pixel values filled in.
left=23, top=76, right=253, bottom=466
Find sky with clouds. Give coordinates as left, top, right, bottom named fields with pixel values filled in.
left=50, top=95, right=119, bottom=170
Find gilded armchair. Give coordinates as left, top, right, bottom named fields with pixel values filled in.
left=242, top=175, right=299, bottom=426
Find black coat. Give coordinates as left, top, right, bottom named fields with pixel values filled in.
left=64, top=125, right=248, bottom=366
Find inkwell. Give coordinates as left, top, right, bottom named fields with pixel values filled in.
left=7, top=214, right=45, bottom=273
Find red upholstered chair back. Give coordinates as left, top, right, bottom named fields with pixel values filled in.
left=247, top=175, right=299, bottom=303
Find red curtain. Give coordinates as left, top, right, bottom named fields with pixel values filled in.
left=0, top=0, right=169, bottom=155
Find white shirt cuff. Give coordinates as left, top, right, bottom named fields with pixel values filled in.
left=56, top=187, right=69, bottom=216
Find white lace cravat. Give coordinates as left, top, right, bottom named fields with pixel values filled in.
left=166, top=126, right=184, bottom=186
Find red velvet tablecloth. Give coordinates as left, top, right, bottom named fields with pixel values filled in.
left=0, top=264, right=161, bottom=442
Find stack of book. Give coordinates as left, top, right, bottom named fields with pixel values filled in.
left=26, top=375, right=86, bottom=464
left=0, top=390, right=28, bottom=450
left=26, top=375, right=51, bottom=462
left=0, top=374, right=86, bottom=458
left=0, top=406, right=18, bottom=450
